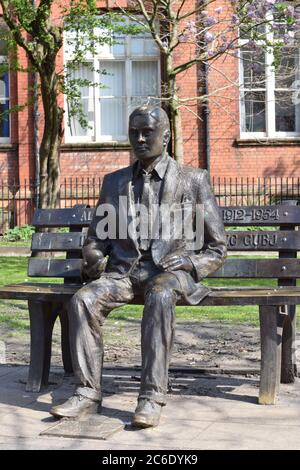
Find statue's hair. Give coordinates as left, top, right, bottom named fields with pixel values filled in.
left=129, top=105, right=170, bottom=132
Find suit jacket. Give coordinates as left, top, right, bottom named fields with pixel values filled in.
left=83, top=155, right=227, bottom=304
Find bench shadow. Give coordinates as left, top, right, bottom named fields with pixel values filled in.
left=0, top=364, right=259, bottom=419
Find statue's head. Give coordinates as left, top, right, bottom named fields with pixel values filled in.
left=128, top=105, right=170, bottom=162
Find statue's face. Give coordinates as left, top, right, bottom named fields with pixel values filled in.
left=129, top=113, right=168, bottom=161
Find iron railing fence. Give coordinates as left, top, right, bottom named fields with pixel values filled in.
left=0, top=177, right=299, bottom=232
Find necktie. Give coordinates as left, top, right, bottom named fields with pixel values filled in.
left=139, top=172, right=152, bottom=250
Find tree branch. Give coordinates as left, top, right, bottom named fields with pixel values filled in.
left=0, top=0, right=42, bottom=69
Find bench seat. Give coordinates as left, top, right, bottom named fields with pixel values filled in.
left=1, top=282, right=300, bottom=306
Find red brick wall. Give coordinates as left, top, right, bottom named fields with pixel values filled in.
left=60, top=148, right=132, bottom=178
left=0, top=150, right=18, bottom=180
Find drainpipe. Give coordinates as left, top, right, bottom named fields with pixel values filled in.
left=203, top=61, right=210, bottom=174
left=32, top=0, right=40, bottom=208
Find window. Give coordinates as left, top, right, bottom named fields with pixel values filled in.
left=64, top=20, right=161, bottom=142
left=239, top=20, right=300, bottom=138
left=0, top=39, right=10, bottom=142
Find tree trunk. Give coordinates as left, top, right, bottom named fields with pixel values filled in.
left=169, top=90, right=184, bottom=164
left=166, top=54, right=184, bottom=164
left=39, top=69, right=64, bottom=209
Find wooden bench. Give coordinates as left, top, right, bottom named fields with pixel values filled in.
left=0, top=202, right=299, bottom=405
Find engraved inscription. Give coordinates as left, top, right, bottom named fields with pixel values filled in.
left=222, top=208, right=280, bottom=223
left=226, top=233, right=278, bottom=248
left=80, top=209, right=94, bottom=222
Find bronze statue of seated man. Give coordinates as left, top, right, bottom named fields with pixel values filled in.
left=50, top=105, right=227, bottom=428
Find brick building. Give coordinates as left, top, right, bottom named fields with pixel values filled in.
left=0, top=1, right=300, bottom=226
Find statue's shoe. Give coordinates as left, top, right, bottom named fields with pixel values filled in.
left=132, top=399, right=162, bottom=428
left=50, top=393, right=101, bottom=419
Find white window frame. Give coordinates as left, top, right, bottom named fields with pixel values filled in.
left=64, top=19, right=161, bottom=143
left=239, top=15, right=300, bottom=139
left=0, top=55, right=10, bottom=144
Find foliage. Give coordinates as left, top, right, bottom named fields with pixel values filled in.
left=3, top=225, right=35, bottom=242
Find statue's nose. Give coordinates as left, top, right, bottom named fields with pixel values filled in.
left=138, top=132, right=145, bottom=143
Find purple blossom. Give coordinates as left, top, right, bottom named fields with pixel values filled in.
left=287, top=6, right=295, bottom=17
left=215, top=7, right=223, bottom=15
left=204, top=32, right=215, bottom=44
left=231, top=14, right=239, bottom=25
left=186, top=21, right=197, bottom=35
left=204, top=16, right=218, bottom=27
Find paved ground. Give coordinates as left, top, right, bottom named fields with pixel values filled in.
left=0, top=364, right=300, bottom=450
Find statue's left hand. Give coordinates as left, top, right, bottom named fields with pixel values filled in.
left=161, top=254, right=194, bottom=272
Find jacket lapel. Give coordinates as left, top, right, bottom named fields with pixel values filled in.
left=160, top=157, right=182, bottom=206
left=152, top=158, right=183, bottom=262
left=117, top=167, right=139, bottom=252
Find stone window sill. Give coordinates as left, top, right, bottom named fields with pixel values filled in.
left=61, top=142, right=132, bottom=151
left=235, top=138, right=300, bottom=147
left=0, top=144, right=18, bottom=152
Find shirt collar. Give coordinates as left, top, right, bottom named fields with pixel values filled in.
left=133, top=154, right=169, bottom=181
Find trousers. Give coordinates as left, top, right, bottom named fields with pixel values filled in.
left=67, top=260, right=195, bottom=405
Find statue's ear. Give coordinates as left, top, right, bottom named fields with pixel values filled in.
left=163, top=129, right=171, bottom=146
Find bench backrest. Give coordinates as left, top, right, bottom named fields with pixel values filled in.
left=29, top=202, right=300, bottom=283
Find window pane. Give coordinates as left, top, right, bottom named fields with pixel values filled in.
left=275, top=48, right=298, bottom=89
left=275, top=91, right=296, bottom=132
left=241, top=91, right=266, bottom=132
left=69, top=98, right=94, bottom=137
left=67, top=65, right=94, bottom=137
left=0, top=72, right=9, bottom=99
left=112, top=35, right=125, bottom=56
left=0, top=71, right=9, bottom=138
left=100, top=98, right=126, bottom=136
left=132, top=61, right=158, bottom=96
left=100, top=62, right=125, bottom=97
left=241, top=49, right=265, bottom=88
left=0, top=101, right=9, bottom=138
left=130, top=96, right=160, bottom=115
left=131, top=31, right=159, bottom=57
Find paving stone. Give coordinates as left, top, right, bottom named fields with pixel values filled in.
left=41, top=414, right=130, bottom=441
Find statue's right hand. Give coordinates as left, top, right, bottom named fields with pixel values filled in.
left=81, top=244, right=106, bottom=281
left=81, top=257, right=107, bottom=281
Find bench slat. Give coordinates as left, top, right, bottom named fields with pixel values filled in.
left=32, top=208, right=95, bottom=227
left=1, top=282, right=300, bottom=305
left=28, top=259, right=82, bottom=278
left=32, top=205, right=300, bottom=229
left=211, top=258, right=300, bottom=278
left=28, top=258, right=300, bottom=279
left=31, top=230, right=300, bottom=252
left=31, top=232, right=86, bottom=251
left=222, top=206, right=300, bottom=226
left=226, top=230, right=300, bottom=251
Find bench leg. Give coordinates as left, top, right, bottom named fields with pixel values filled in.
left=26, top=301, right=57, bottom=392
left=59, top=307, right=73, bottom=375
left=281, top=306, right=297, bottom=384
left=259, top=305, right=283, bottom=405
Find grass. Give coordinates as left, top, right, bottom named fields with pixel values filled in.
left=0, top=256, right=62, bottom=333
left=0, top=240, right=31, bottom=247
left=0, top=256, right=299, bottom=331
